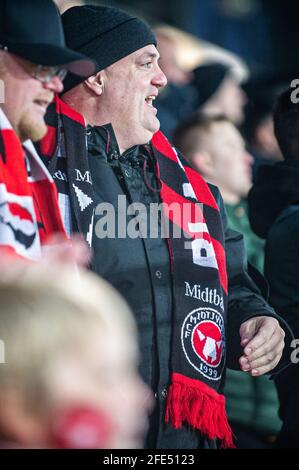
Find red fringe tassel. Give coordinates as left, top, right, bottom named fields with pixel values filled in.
left=165, top=373, right=235, bottom=449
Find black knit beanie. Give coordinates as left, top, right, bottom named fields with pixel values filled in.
left=61, top=4, right=157, bottom=92
left=191, top=62, right=231, bottom=109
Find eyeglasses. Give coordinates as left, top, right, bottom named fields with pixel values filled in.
left=0, top=44, right=67, bottom=84
left=31, top=65, right=67, bottom=84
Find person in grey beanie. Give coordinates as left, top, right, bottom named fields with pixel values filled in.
left=36, top=4, right=291, bottom=450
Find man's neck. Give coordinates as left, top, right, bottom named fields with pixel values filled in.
left=205, top=177, right=241, bottom=205
left=218, top=189, right=241, bottom=205
left=62, top=91, right=125, bottom=151
left=62, top=86, right=107, bottom=126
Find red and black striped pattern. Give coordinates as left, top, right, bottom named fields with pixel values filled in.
left=151, top=131, right=233, bottom=448
left=37, top=96, right=95, bottom=240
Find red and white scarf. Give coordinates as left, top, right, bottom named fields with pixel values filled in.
left=0, top=109, right=66, bottom=260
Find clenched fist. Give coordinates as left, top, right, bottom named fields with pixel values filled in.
left=239, top=316, right=285, bottom=376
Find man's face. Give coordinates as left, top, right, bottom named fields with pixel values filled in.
left=100, top=44, right=167, bottom=151
left=48, top=323, right=153, bottom=449
left=0, top=52, right=63, bottom=142
left=202, top=121, right=253, bottom=200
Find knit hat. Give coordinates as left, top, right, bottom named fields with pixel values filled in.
left=61, top=4, right=157, bottom=91
left=191, top=62, right=231, bottom=109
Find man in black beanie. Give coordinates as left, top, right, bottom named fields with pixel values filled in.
left=37, top=4, right=291, bottom=450
left=191, top=62, right=247, bottom=125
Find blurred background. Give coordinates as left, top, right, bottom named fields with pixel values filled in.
left=56, top=0, right=299, bottom=80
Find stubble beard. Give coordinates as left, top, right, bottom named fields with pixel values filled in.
left=18, top=114, right=47, bottom=142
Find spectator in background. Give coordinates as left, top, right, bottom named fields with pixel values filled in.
left=155, top=29, right=191, bottom=86
left=248, top=89, right=299, bottom=448
left=173, top=114, right=264, bottom=272
left=0, top=0, right=95, bottom=260
left=173, top=114, right=282, bottom=448
left=242, top=81, right=283, bottom=180
left=0, top=261, right=152, bottom=449
left=191, top=62, right=247, bottom=125
left=154, top=27, right=196, bottom=139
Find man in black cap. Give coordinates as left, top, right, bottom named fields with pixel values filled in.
left=38, top=4, right=291, bottom=449
left=0, top=0, right=95, bottom=260
left=0, top=0, right=94, bottom=142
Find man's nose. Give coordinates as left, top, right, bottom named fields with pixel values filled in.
left=44, top=76, right=64, bottom=94
left=154, top=65, right=168, bottom=89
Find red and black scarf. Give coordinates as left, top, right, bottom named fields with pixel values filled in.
left=39, top=99, right=234, bottom=447
left=37, top=96, right=95, bottom=243
left=0, top=109, right=65, bottom=260
left=151, top=132, right=233, bottom=448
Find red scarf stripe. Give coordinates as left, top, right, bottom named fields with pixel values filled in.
left=1, top=130, right=29, bottom=191
left=209, top=237, right=228, bottom=294
left=153, top=131, right=220, bottom=212
left=39, top=125, right=57, bottom=158
left=161, top=181, right=206, bottom=230
left=183, top=165, right=219, bottom=211
left=55, top=95, right=86, bottom=127
left=161, top=182, right=228, bottom=293
left=31, top=180, right=66, bottom=241
left=152, top=131, right=178, bottom=163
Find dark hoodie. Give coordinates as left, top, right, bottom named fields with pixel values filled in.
left=249, top=161, right=299, bottom=448
left=248, top=161, right=299, bottom=239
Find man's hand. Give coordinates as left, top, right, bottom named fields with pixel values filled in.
left=42, top=234, right=91, bottom=267
left=239, top=316, right=285, bottom=376
left=0, top=234, right=91, bottom=281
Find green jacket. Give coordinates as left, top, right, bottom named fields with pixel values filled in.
left=225, top=201, right=264, bottom=273
left=224, top=200, right=281, bottom=435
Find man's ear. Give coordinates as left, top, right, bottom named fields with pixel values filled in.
left=84, top=71, right=105, bottom=96
left=192, top=150, right=214, bottom=178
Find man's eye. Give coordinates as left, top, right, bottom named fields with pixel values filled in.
left=142, top=62, right=152, bottom=68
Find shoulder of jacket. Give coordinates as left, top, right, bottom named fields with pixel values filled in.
left=207, top=183, right=222, bottom=203
left=268, top=204, right=299, bottom=240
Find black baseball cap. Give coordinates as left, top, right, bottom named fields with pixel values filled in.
left=0, top=0, right=96, bottom=77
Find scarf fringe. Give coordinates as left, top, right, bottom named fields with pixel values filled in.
left=165, top=373, right=235, bottom=449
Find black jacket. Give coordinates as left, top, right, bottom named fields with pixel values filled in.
left=88, top=126, right=292, bottom=449
left=249, top=161, right=299, bottom=447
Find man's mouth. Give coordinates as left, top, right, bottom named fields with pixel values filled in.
left=34, top=99, right=50, bottom=110
left=145, top=95, right=157, bottom=107
left=34, top=96, right=53, bottom=113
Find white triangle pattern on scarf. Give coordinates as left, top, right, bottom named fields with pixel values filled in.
left=73, top=183, right=93, bottom=212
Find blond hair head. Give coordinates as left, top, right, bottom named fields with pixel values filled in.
left=0, top=262, right=135, bottom=415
